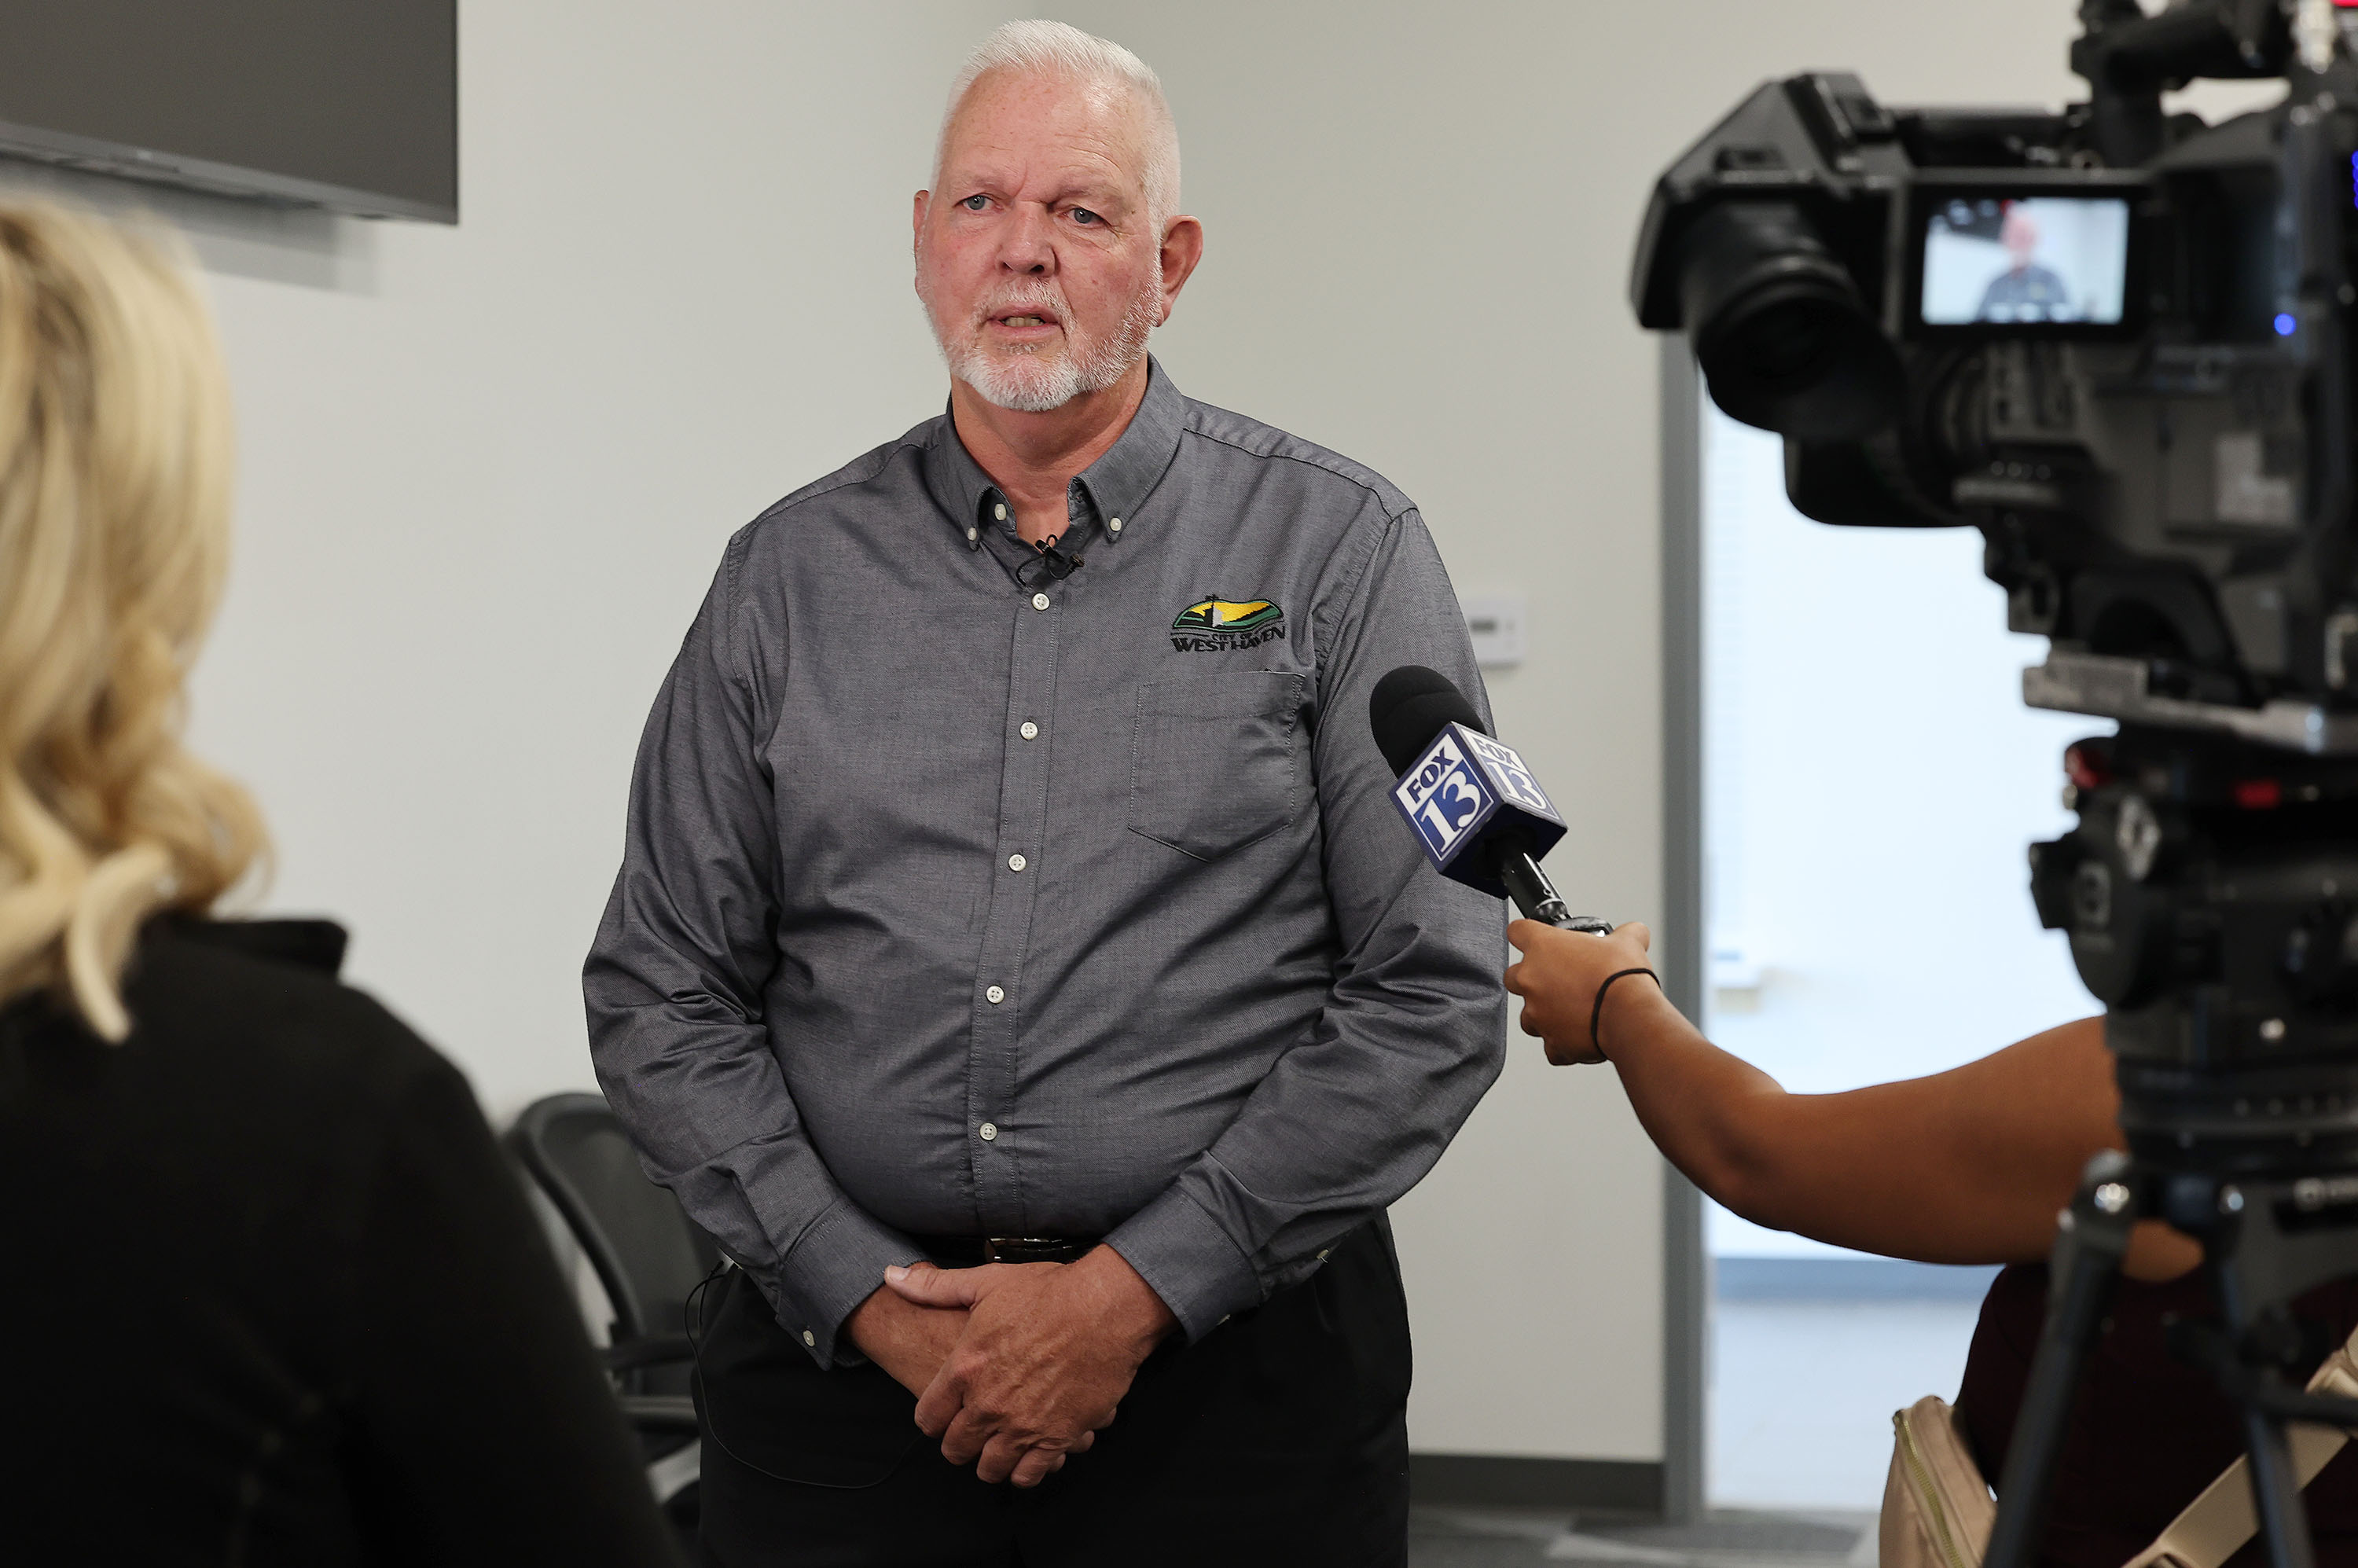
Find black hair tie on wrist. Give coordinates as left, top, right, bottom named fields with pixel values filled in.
left=1591, top=967, right=1660, bottom=1057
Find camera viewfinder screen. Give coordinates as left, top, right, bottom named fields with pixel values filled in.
left=1921, top=196, right=2131, bottom=326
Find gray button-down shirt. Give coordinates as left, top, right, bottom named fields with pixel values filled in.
left=585, top=361, right=1506, bottom=1366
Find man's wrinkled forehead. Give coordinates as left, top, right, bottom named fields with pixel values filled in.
left=938, top=69, right=1151, bottom=207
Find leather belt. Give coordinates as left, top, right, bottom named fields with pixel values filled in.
left=909, top=1234, right=1102, bottom=1267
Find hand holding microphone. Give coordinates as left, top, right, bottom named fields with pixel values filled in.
left=1368, top=664, right=1658, bottom=1061
left=1506, top=919, right=1662, bottom=1064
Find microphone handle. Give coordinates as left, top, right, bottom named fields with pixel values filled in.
left=1496, top=847, right=1615, bottom=935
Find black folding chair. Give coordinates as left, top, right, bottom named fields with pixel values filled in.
left=505, top=1092, right=720, bottom=1532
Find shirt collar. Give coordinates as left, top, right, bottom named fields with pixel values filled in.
left=923, top=355, right=1187, bottom=552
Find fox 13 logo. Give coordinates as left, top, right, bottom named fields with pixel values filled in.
left=1392, top=730, right=1496, bottom=868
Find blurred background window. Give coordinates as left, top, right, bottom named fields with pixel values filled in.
left=1698, top=392, right=2102, bottom=1510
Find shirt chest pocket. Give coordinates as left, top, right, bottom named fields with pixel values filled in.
left=1129, top=670, right=1308, bottom=861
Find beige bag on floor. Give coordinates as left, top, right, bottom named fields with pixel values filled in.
left=1879, top=1327, right=2358, bottom=1568
left=1884, top=1395, right=1999, bottom=1568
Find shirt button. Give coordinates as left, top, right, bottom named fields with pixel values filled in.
left=1007, top=854, right=1027, bottom=872
left=1108, top=517, right=1123, bottom=534
left=1019, top=720, right=1038, bottom=740
left=801, top=1329, right=815, bottom=1347
left=994, top=502, right=1008, bottom=521
left=985, top=984, right=1005, bottom=1004
left=979, top=1122, right=999, bottom=1142
left=1031, top=592, right=1050, bottom=611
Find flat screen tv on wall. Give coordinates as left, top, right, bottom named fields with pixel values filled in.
left=0, top=2, right=457, bottom=223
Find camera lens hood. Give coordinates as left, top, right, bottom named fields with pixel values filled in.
left=1677, top=200, right=1904, bottom=441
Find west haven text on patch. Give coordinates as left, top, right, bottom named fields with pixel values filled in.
left=1170, top=597, right=1284, bottom=652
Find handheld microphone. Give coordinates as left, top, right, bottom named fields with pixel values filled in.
left=1368, top=666, right=1612, bottom=933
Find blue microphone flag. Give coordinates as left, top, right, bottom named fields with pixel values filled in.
left=1387, top=722, right=1568, bottom=897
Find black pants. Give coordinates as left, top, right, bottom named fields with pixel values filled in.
left=691, top=1219, right=1412, bottom=1567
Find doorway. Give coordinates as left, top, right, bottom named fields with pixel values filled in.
left=1682, top=365, right=2099, bottom=1509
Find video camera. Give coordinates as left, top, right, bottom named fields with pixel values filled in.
left=1634, top=6, right=2358, bottom=1566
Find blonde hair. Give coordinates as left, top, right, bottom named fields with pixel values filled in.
left=0, top=201, right=266, bottom=1041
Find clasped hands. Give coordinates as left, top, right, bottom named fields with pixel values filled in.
left=843, top=920, right=1656, bottom=1490
left=844, top=1244, right=1176, bottom=1488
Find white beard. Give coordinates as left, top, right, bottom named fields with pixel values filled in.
left=930, top=263, right=1162, bottom=413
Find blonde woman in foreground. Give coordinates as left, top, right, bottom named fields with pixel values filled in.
left=0, top=204, right=678, bottom=1566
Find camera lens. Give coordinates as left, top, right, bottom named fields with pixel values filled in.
left=1724, top=296, right=1842, bottom=382
left=1676, top=200, right=1904, bottom=440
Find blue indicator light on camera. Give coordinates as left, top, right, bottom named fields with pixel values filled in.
left=2275, top=313, right=2297, bottom=337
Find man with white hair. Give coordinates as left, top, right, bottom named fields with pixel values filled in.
left=1977, top=201, right=2074, bottom=321
left=587, top=21, right=1504, bottom=1564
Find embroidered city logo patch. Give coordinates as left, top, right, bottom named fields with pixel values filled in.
left=1170, top=596, right=1285, bottom=652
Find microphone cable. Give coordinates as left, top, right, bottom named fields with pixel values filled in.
left=1014, top=531, right=1085, bottom=587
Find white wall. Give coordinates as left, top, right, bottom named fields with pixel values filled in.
left=0, top=0, right=2270, bottom=1471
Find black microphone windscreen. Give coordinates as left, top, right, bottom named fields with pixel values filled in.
left=1369, top=665, right=1486, bottom=777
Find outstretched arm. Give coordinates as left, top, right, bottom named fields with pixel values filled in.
left=1503, top=920, right=2198, bottom=1280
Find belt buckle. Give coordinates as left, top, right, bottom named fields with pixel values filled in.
left=982, top=1236, right=1072, bottom=1265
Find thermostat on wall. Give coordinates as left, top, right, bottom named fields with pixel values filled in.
left=1461, top=593, right=1525, bottom=670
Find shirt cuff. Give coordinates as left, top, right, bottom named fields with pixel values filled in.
left=772, top=1199, right=925, bottom=1368
left=1105, top=1183, right=1262, bottom=1342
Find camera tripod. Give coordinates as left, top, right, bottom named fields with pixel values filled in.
left=1985, top=729, right=2358, bottom=1568
left=1623, top=0, right=2358, bottom=1556
left=1986, top=1149, right=2358, bottom=1568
